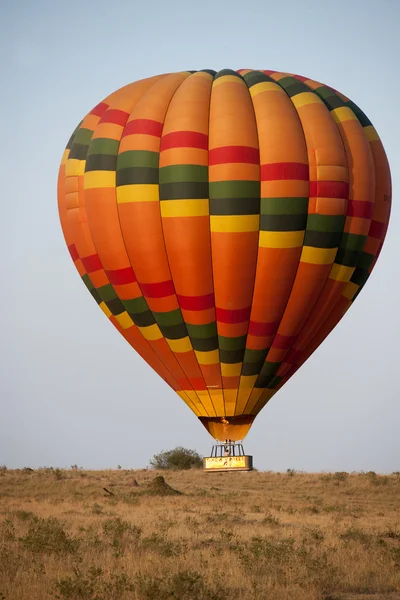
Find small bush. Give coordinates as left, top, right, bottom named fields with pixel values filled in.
left=20, top=517, right=79, bottom=554
left=149, top=447, right=202, bottom=470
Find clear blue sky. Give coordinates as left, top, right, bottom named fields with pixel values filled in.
left=1, top=0, right=399, bottom=472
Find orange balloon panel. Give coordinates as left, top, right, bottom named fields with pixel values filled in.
left=58, top=69, right=391, bottom=442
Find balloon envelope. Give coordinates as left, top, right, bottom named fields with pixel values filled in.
left=58, top=69, right=391, bottom=442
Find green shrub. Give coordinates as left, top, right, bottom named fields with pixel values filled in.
left=149, top=447, right=202, bottom=470
left=20, top=516, right=79, bottom=554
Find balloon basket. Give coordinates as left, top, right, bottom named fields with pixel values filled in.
left=203, top=441, right=253, bottom=472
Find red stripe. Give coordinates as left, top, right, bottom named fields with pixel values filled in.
left=105, top=267, right=136, bottom=285
left=209, top=146, right=259, bottom=165
left=178, top=293, right=215, bottom=311
left=189, top=377, right=208, bottom=390
left=292, top=74, right=309, bottom=82
left=68, top=244, right=79, bottom=262
left=261, top=70, right=275, bottom=76
left=99, top=109, right=130, bottom=126
left=347, top=200, right=374, bottom=219
left=122, top=119, right=163, bottom=138
left=248, top=320, right=279, bottom=336
left=141, top=280, right=175, bottom=298
left=261, top=162, right=309, bottom=181
left=81, top=254, right=102, bottom=273
left=271, top=334, right=297, bottom=350
left=310, top=181, right=349, bottom=198
left=368, top=220, right=385, bottom=239
left=160, top=131, right=208, bottom=151
left=90, top=102, right=109, bottom=117
left=216, top=306, right=251, bottom=324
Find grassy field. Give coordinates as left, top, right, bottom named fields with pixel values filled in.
left=0, top=467, right=399, bottom=600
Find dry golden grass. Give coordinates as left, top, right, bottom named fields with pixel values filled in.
left=0, top=467, right=399, bottom=599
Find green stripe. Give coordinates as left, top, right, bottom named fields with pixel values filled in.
left=340, top=233, right=367, bottom=251
left=159, top=165, right=208, bottom=184
left=153, top=309, right=183, bottom=327
left=210, top=180, right=259, bottom=199
left=261, top=197, right=309, bottom=215
left=356, top=252, right=374, bottom=271
left=186, top=322, right=217, bottom=339
left=97, top=284, right=117, bottom=302
left=313, top=86, right=345, bottom=110
left=218, top=335, right=247, bottom=351
left=73, top=128, right=94, bottom=145
left=243, top=348, right=267, bottom=363
left=117, top=150, right=159, bottom=169
left=276, top=77, right=310, bottom=97
left=307, top=214, right=346, bottom=232
left=82, top=274, right=93, bottom=291
left=87, top=138, right=120, bottom=155
left=123, top=296, right=148, bottom=314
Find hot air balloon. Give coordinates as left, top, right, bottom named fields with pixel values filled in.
left=58, top=69, right=391, bottom=450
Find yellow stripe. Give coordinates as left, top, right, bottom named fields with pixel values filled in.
left=331, top=107, right=357, bottom=124
left=213, top=75, right=246, bottom=87
left=117, top=184, right=159, bottom=203
left=364, top=125, right=379, bottom=142
left=185, top=391, right=209, bottom=416
left=342, top=281, right=359, bottom=300
left=84, top=170, right=116, bottom=189
left=137, top=323, right=163, bottom=340
left=291, top=92, right=323, bottom=109
left=99, top=301, right=112, bottom=318
left=196, top=390, right=217, bottom=416
left=161, top=199, right=209, bottom=218
left=329, top=263, right=355, bottom=282
left=210, top=215, right=259, bottom=233
left=301, top=246, right=337, bottom=265
left=259, top=230, right=304, bottom=248
left=176, top=391, right=201, bottom=416
left=195, top=349, right=219, bottom=365
left=166, top=336, right=192, bottom=353
left=221, top=362, right=242, bottom=377
left=239, top=374, right=258, bottom=388
left=115, top=311, right=134, bottom=329
left=208, top=389, right=225, bottom=414
left=65, top=159, right=85, bottom=177
left=249, top=81, right=284, bottom=98
left=61, top=149, right=70, bottom=165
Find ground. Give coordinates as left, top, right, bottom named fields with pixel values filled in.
left=0, top=467, right=399, bottom=599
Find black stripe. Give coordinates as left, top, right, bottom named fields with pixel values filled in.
left=279, top=80, right=310, bottom=97
left=90, top=288, right=101, bottom=304
left=159, top=322, right=188, bottom=340
left=129, top=311, right=155, bottom=328
left=219, top=348, right=245, bottom=364
left=201, top=69, right=216, bottom=76
left=243, top=71, right=274, bottom=87
left=346, top=101, right=372, bottom=127
left=117, top=167, right=158, bottom=186
left=317, top=92, right=345, bottom=110
left=254, top=374, right=274, bottom=388
left=69, top=144, right=89, bottom=160
left=191, top=337, right=219, bottom=352
left=260, top=214, right=306, bottom=231
left=304, top=230, right=342, bottom=248
left=351, top=267, right=369, bottom=287
left=160, top=181, right=209, bottom=200
left=214, top=69, right=243, bottom=80
left=210, top=197, right=260, bottom=215
left=335, top=248, right=360, bottom=267
left=241, top=360, right=266, bottom=376
left=105, top=297, right=125, bottom=316
left=85, top=154, right=117, bottom=172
